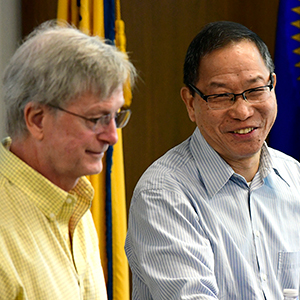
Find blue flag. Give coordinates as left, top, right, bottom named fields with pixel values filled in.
left=269, top=0, right=300, bottom=160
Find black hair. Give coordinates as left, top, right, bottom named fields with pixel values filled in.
left=183, top=21, right=274, bottom=88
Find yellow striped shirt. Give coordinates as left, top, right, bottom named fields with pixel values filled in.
left=0, top=137, right=107, bottom=299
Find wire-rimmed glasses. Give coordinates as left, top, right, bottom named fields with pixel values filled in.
left=188, top=73, right=275, bottom=110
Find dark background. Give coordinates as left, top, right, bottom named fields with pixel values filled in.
left=21, top=0, right=280, bottom=210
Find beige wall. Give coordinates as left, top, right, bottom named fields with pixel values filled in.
left=21, top=0, right=280, bottom=209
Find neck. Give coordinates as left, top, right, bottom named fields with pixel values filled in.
left=10, top=136, right=78, bottom=192
left=222, top=151, right=261, bottom=182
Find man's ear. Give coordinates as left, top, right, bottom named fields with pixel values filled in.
left=24, top=102, right=45, bottom=140
left=181, top=86, right=196, bottom=122
left=272, top=72, right=277, bottom=89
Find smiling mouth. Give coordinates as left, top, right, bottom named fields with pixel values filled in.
left=86, top=150, right=104, bottom=156
left=233, top=127, right=255, bottom=134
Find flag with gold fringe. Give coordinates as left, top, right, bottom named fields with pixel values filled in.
left=57, top=1, right=131, bottom=300
left=269, top=0, right=300, bottom=160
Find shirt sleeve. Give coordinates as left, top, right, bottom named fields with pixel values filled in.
left=125, top=186, right=219, bottom=300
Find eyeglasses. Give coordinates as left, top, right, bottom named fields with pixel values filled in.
left=188, top=73, right=274, bottom=110
left=48, top=104, right=131, bottom=133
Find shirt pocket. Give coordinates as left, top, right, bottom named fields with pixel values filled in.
left=277, top=251, right=300, bottom=291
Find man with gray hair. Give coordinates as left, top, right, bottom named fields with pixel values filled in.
left=0, top=21, right=136, bottom=299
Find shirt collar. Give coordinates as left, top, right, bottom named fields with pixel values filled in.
left=0, top=137, right=94, bottom=219
left=189, top=128, right=287, bottom=198
left=190, top=128, right=235, bottom=198
left=260, top=144, right=290, bottom=187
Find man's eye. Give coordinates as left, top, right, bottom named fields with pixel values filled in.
left=248, top=87, right=266, bottom=94
left=88, top=118, right=100, bottom=124
left=211, top=94, right=233, bottom=101
left=246, top=87, right=268, bottom=98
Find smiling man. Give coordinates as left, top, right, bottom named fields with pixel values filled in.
left=0, top=22, right=136, bottom=299
left=125, top=21, right=300, bottom=300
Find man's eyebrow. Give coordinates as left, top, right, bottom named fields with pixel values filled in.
left=209, top=82, right=228, bottom=88
left=208, top=75, right=266, bottom=89
left=245, top=75, right=266, bottom=84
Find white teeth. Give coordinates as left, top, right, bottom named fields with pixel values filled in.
left=233, top=127, right=254, bottom=134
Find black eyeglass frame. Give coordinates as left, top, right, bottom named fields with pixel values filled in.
left=48, top=104, right=131, bottom=130
left=188, top=72, right=275, bottom=106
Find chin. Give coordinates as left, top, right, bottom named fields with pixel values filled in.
left=84, top=163, right=103, bottom=176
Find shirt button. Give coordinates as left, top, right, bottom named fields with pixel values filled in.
left=261, top=273, right=267, bottom=281
left=66, top=198, right=72, bottom=204
left=49, top=213, right=56, bottom=220
left=255, top=230, right=260, bottom=237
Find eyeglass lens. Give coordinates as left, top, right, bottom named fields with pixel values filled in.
left=94, top=109, right=131, bottom=131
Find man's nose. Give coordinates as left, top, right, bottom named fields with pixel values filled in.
left=98, top=118, right=119, bottom=146
left=228, top=95, right=254, bottom=120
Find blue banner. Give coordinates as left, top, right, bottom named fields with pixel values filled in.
left=269, top=0, right=300, bottom=160
left=104, top=2, right=115, bottom=299
left=104, top=0, right=115, bottom=43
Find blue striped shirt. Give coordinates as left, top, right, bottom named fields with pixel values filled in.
left=125, top=128, right=300, bottom=300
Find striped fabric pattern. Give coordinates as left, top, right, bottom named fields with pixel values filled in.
left=125, top=128, right=300, bottom=300
left=0, top=137, right=107, bottom=299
